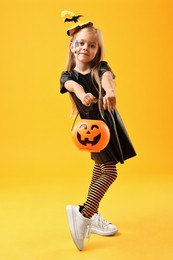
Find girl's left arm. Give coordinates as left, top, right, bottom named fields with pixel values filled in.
left=101, top=71, right=116, bottom=112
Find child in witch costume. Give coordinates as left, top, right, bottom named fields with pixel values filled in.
left=60, top=11, right=136, bottom=251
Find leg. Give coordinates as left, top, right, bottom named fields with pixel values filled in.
left=81, top=162, right=117, bottom=218
left=66, top=162, right=118, bottom=250
left=87, top=163, right=102, bottom=197
left=80, top=163, right=102, bottom=213
left=66, top=164, right=102, bottom=251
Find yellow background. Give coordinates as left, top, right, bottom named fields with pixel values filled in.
left=0, top=0, right=173, bottom=259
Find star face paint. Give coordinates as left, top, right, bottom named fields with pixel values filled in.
left=74, top=40, right=79, bottom=54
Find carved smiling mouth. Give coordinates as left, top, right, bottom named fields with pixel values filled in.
left=77, top=132, right=101, bottom=146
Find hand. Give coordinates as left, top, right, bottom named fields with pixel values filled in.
left=82, top=93, right=96, bottom=106
left=103, top=92, right=116, bottom=112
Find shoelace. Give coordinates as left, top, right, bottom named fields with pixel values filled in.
left=97, top=213, right=110, bottom=228
left=85, top=223, right=92, bottom=239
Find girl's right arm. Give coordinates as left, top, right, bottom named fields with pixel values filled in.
left=64, top=80, right=96, bottom=107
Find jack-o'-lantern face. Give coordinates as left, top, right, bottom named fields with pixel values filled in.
left=72, top=119, right=110, bottom=152
left=77, top=123, right=101, bottom=146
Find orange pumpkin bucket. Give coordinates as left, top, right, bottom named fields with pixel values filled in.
left=72, top=119, right=110, bottom=152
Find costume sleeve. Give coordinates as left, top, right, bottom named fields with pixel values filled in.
left=60, top=71, right=74, bottom=93
left=98, top=61, right=115, bottom=79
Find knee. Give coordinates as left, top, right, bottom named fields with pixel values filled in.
left=100, top=162, right=118, bottom=181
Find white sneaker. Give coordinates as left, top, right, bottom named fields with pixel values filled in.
left=66, top=205, right=91, bottom=251
left=91, top=213, right=118, bottom=236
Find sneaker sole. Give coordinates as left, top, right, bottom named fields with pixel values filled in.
left=66, top=205, right=84, bottom=251
left=90, top=227, right=118, bottom=236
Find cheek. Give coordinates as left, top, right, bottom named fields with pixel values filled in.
left=91, top=49, right=98, bottom=58
left=74, top=40, right=79, bottom=49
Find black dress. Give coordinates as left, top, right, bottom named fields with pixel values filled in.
left=60, top=61, right=136, bottom=164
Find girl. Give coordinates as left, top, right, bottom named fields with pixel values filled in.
left=60, top=21, right=136, bottom=251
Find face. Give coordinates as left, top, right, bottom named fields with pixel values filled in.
left=71, top=28, right=99, bottom=65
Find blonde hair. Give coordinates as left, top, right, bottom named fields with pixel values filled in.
left=66, top=26, right=105, bottom=118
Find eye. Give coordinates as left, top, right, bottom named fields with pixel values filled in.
left=79, top=124, right=87, bottom=129
left=90, top=44, right=96, bottom=48
left=91, top=125, right=99, bottom=130
left=78, top=41, right=84, bottom=46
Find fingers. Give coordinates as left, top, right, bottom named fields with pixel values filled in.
left=103, top=96, right=116, bottom=112
left=82, top=93, right=96, bottom=106
left=82, top=93, right=116, bottom=111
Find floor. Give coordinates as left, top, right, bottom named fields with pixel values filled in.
left=1, top=160, right=172, bottom=260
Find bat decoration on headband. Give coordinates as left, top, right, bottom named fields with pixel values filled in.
left=61, top=10, right=83, bottom=23
left=61, top=10, right=93, bottom=36
left=65, top=15, right=83, bottom=23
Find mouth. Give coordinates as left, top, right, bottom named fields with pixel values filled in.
left=79, top=52, right=89, bottom=56
left=77, top=132, right=101, bottom=146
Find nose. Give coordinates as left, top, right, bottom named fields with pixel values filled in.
left=82, top=43, right=88, bottom=51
